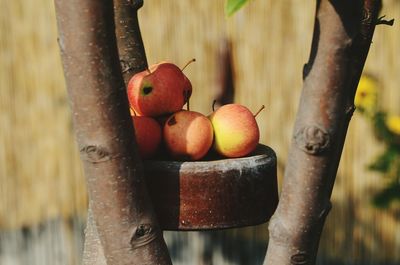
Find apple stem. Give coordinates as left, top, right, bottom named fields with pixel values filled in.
left=212, top=100, right=217, bottom=112
left=253, top=105, right=265, bottom=118
left=186, top=100, right=190, bottom=111
left=181, top=58, right=196, bottom=72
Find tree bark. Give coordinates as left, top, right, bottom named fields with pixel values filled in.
left=54, top=1, right=172, bottom=264
left=114, top=0, right=148, bottom=84
left=264, top=1, right=382, bottom=264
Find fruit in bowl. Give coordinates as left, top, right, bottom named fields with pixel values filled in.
left=127, top=59, right=264, bottom=161
left=132, top=116, right=162, bottom=159
left=209, top=104, right=263, bottom=158
left=163, top=110, right=214, bottom=161
left=127, top=60, right=195, bottom=117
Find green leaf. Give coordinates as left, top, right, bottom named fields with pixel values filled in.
left=372, top=182, right=400, bottom=208
left=368, top=147, right=398, bottom=173
left=225, top=0, right=250, bottom=17
left=373, top=111, right=400, bottom=147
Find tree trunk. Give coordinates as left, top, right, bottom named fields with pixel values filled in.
left=264, top=0, right=382, bottom=264
left=54, top=0, right=172, bottom=264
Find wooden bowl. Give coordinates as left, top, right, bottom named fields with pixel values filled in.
left=143, top=144, right=278, bottom=231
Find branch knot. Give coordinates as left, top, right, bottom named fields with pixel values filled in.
left=120, top=59, right=133, bottom=74
left=290, top=251, right=309, bottom=265
left=294, top=125, right=330, bottom=155
left=80, top=145, right=111, bottom=163
left=130, top=223, right=159, bottom=249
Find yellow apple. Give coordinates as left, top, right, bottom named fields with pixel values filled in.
left=209, top=104, right=260, bottom=158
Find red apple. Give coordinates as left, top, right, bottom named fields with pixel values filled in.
left=132, top=116, right=162, bottom=159
left=164, top=110, right=214, bottom=160
left=127, top=61, right=192, bottom=117
left=209, top=104, right=260, bottom=158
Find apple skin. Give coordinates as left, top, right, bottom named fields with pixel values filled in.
left=132, top=116, right=162, bottom=159
left=164, top=110, right=214, bottom=161
left=127, top=62, right=191, bottom=117
left=209, top=104, right=259, bottom=158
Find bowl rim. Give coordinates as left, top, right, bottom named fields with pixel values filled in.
left=143, top=144, right=276, bottom=174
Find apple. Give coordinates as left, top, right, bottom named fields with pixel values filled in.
left=164, top=110, right=214, bottom=160
left=127, top=63, right=186, bottom=117
left=127, top=59, right=195, bottom=117
left=209, top=104, right=262, bottom=158
left=132, top=116, right=162, bottom=159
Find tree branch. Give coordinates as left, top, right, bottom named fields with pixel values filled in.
left=376, top=15, right=395, bottom=26
left=114, top=0, right=148, bottom=84
left=54, top=1, right=172, bottom=264
left=264, top=1, right=382, bottom=264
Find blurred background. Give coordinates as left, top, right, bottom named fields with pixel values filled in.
left=1, top=0, right=399, bottom=264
